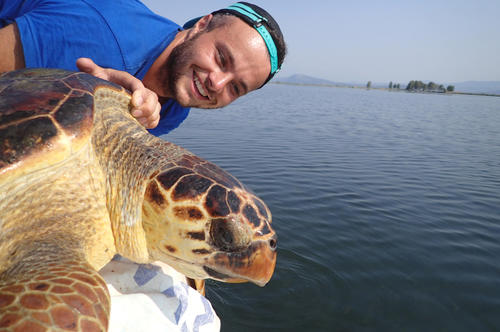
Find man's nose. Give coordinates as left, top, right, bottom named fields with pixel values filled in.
left=208, top=71, right=231, bottom=92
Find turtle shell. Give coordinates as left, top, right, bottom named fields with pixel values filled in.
left=0, top=68, right=126, bottom=179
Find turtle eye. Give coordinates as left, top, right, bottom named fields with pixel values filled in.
left=210, top=217, right=251, bottom=251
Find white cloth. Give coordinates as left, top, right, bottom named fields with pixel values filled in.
left=99, top=256, right=220, bottom=332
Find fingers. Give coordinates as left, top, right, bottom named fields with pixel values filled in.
left=131, top=89, right=161, bottom=129
left=76, top=57, right=142, bottom=92
left=76, top=57, right=108, bottom=80
left=75, top=57, right=95, bottom=72
left=147, top=102, right=161, bottom=128
left=76, top=58, right=160, bottom=129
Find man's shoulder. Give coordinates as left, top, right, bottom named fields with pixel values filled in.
left=84, top=0, right=181, bottom=74
left=82, top=0, right=153, bottom=18
left=84, top=0, right=179, bottom=30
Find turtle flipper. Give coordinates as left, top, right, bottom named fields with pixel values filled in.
left=0, top=242, right=110, bottom=331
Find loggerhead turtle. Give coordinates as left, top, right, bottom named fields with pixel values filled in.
left=0, top=69, right=277, bottom=331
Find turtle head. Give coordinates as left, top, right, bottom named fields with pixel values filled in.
left=141, top=154, right=277, bottom=286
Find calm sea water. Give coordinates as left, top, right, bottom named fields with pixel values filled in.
left=166, top=84, right=500, bottom=332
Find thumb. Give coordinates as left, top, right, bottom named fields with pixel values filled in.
left=76, top=58, right=108, bottom=80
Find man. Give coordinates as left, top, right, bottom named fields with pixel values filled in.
left=0, top=1, right=286, bottom=135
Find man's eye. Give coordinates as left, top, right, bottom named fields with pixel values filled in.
left=232, top=83, right=240, bottom=96
left=218, top=49, right=226, bottom=68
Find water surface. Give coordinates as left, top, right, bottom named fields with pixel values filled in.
left=166, top=85, right=500, bottom=331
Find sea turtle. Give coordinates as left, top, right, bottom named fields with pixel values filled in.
left=0, top=69, right=277, bottom=331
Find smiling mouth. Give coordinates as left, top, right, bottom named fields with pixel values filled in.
left=193, top=72, right=208, bottom=99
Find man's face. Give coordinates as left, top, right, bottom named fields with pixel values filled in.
left=163, top=15, right=271, bottom=109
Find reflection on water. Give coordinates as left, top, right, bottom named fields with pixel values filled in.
left=166, top=85, right=500, bottom=331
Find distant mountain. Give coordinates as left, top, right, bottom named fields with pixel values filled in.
left=275, top=74, right=500, bottom=95
left=275, top=74, right=349, bottom=87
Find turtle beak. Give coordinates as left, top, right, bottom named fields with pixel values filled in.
left=203, top=235, right=277, bottom=286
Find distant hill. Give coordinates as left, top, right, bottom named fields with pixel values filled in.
left=275, top=74, right=349, bottom=87
left=275, top=74, right=500, bottom=95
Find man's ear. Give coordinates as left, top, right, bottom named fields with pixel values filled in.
left=192, top=14, right=213, bottom=33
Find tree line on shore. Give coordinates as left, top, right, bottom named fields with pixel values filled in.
left=403, top=80, right=455, bottom=92
left=366, top=80, right=455, bottom=92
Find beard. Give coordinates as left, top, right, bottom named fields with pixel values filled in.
left=160, top=31, right=202, bottom=106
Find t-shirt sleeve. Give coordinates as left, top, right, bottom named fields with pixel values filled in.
left=9, top=0, right=124, bottom=70
left=0, top=0, right=24, bottom=27
left=3, top=0, right=180, bottom=77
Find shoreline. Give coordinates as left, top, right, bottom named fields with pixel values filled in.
left=271, top=81, right=500, bottom=98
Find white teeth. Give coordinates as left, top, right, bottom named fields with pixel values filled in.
left=194, top=75, right=207, bottom=97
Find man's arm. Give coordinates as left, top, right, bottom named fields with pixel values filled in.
left=0, top=23, right=25, bottom=72
left=76, top=58, right=161, bottom=129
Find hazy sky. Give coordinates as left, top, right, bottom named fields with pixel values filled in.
left=142, top=0, right=500, bottom=84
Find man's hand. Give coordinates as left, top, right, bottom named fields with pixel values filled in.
left=76, top=58, right=161, bottom=129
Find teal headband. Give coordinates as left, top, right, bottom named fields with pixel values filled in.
left=224, top=3, right=280, bottom=75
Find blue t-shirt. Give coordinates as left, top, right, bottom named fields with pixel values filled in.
left=0, top=0, right=189, bottom=135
